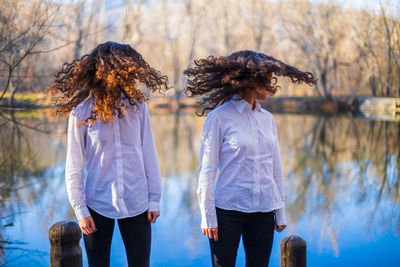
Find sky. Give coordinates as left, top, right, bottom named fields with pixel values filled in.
left=313, top=0, right=398, bottom=13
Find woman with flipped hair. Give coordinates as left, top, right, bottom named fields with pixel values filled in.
left=48, top=42, right=168, bottom=267
left=184, top=50, right=317, bottom=267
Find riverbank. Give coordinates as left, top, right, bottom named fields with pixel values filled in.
left=0, top=93, right=47, bottom=109
left=1, top=94, right=399, bottom=121
left=262, top=96, right=358, bottom=115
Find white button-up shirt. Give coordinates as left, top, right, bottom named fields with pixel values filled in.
left=198, top=96, right=286, bottom=228
left=65, top=98, right=162, bottom=220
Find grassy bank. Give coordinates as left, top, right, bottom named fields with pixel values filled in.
left=0, top=93, right=47, bottom=108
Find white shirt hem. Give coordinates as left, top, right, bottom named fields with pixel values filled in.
left=87, top=204, right=149, bottom=219
left=214, top=202, right=284, bottom=214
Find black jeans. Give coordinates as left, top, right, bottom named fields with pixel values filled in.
left=83, top=207, right=151, bottom=267
left=209, top=207, right=275, bottom=267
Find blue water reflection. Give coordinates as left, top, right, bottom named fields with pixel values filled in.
left=1, top=112, right=400, bottom=266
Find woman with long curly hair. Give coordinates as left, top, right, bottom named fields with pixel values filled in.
left=48, top=41, right=168, bottom=267
left=184, top=50, right=317, bottom=267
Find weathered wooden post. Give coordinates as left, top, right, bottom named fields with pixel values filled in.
left=49, top=221, right=82, bottom=267
left=281, top=235, right=306, bottom=267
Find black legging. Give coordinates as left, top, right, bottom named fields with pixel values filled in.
left=83, top=207, right=151, bottom=267
left=209, top=207, right=275, bottom=267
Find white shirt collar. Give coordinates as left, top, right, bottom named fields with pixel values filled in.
left=231, top=95, right=261, bottom=114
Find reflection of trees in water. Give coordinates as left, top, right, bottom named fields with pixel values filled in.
left=0, top=237, right=46, bottom=266
left=150, top=109, right=203, bottom=248
left=0, top=231, right=4, bottom=266
left=278, top=114, right=400, bottom=255
left=153, top=111, right=202, bottom=199
left=0, top=110, right=66, bottom=264
left=151, top=110, right=201, bottom=178
left=369, top=121, right=400, bottom=238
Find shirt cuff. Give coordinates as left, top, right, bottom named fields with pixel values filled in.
left=148, top=201, right=160, bottom=212
left=275, top=207, right=287, bottom=226
left=74, top=206, right=90, bottom=221
left=200, top=206, right=218, bottom=229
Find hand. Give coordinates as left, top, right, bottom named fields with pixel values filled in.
left=78, top=216, right=97, bottom=235
left=274, top=224, right=287, bottom=232
left=147, top=211, right=160, bottom=223
left=202, top=227, right=218, bottom=241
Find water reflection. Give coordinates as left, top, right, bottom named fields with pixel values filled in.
left=0, top=109, right=67, bottom=265
left=0, top=108, right=399, bottom=266
left=277, top=114, right=400, bottom=259
left=281, top=115, right=399, bottom=219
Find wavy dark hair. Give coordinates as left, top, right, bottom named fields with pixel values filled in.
left=184, top=50, right=317, bottom=115
left=47, top=41, right=169, bottom=126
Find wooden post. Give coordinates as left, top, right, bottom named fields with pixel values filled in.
left=49, top=221, right=82, bottom=267
left=281, top=235, right=306, bottom=267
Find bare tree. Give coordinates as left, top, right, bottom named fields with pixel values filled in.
left=379, top=1, right=400, bottom=96
left=281, top=0, right=350, bottom=98
left=123, top=0, right=144, bottom=46
left=0, top=0, right=60, bottom=103
left=248, top=0, right=271, bottom=51
left=353, top=1, right=400, bottom=97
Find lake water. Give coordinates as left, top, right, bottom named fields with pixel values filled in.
left=0, top=108, right=399, bottom=266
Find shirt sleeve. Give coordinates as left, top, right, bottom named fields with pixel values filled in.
left=65, top=111, right=90, bottom=221
left=140, top=102, right=162, bottom=212
left=197, top=112, right=221, bottom=229
left=272, top=116, right=287, bottom=226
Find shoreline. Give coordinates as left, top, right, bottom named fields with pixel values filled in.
left=1, top=95, right=399, bottom=121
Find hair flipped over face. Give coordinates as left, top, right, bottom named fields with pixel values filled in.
left=184, top=50, right=317, bottom=116
left=47, top=41, right=168, bottom=126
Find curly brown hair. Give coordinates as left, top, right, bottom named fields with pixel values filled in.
left=184, top=50, right=317, bottom=115
left=47, top=41, right=169, bottom=126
